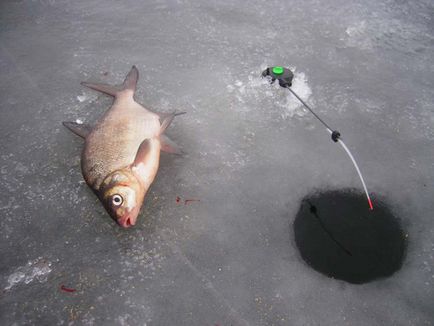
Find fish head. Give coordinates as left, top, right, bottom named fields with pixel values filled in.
left=99, top=169, right=144, bottom=228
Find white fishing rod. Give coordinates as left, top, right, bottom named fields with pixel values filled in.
left=262, top=66, right=373, bottom=210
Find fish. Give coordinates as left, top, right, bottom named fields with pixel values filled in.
left=63, top=66, right=185, bottom=228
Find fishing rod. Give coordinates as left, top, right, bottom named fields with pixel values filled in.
left=262, top=66, right=373, bottom=210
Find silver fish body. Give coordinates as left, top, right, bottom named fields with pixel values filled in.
left=63, top=66, right=183, bottom=227
left=82, top=97, right=160, bottom=190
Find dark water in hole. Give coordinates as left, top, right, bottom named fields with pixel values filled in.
left=293, top=189, right=407, bottom=284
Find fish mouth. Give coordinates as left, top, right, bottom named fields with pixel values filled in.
left=117, top=208, right=139, bottom=228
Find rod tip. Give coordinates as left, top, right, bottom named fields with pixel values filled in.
left=368, top=199, right=374, bottom=211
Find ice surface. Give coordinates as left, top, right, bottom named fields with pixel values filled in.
left=0, top=0, right=433, bottom=325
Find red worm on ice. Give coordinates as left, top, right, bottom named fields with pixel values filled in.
left=184, top=199, right=200, bottom=205
left=176, top=196, right=200, bottom=205
left=60, top=285, right=76, bottom=293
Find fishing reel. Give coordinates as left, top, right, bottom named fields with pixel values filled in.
left=261, top=66, right=294, bottom=88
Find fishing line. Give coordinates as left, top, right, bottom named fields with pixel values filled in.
left=286, top=86, right=334, bottom=132
left=262, top=66, right=373, bottom=210
left=306, top=200, right=352, bottom=256
left=290, top=90, right=373, bottom=211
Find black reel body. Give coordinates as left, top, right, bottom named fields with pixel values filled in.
left=262, top=66, right=294, bottom=88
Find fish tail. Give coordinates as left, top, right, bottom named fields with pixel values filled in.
left=80, top=82, right=121, bottom=96
left=80, top=66, right=139, bottom=97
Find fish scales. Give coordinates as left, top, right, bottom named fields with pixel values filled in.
left=83, top=99, right=160, bottom=190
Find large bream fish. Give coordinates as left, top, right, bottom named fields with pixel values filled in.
left=63, top=66, right=184, bottom=228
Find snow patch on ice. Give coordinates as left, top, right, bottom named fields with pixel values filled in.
left=345, top=21, right=372, bottom=50
left=226, top=66, right=312, bottom=119
left=77, top=95, right=87, bottom=102
left=286, top=71, right=312, bottom=117
left=118, top=314, right=132, bottom=326
left=4, top=257, right=52, bottom=291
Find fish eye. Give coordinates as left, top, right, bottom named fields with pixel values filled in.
left=112, top=194, right=123, bottom=206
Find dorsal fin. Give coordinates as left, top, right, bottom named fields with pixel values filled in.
left=80, top=66, right=139, bottom=97
left=122, top=65, right=139, bottom=93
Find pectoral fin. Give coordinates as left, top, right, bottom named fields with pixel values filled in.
left=62, top=121, right=92, bottom=138
left=133, top=139, right=152, bottom=166
left=160, top=135, right=183, bottom=155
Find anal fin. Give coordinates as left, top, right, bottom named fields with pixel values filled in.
left=156, top=111, right=186, bottom=121
left=160, top=135, right=183, bottom=155
left=158, top=111, right=186, bottom=135
left=62, top=121, right=92, bottom=138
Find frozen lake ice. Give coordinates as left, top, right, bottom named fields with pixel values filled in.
left=1, top=0, right=433, bottom=325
